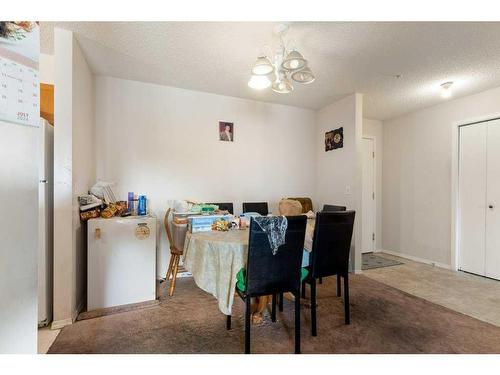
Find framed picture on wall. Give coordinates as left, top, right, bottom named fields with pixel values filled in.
left=219, top=121, right=234, bottom=142
left=325, top=127, right=343, bottom=151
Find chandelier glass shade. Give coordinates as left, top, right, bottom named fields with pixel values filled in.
left=272, top=75, right=294, bottom=94
left=281, top=50, right=307, bottom=71
left=248, top=25, right=314, bottom=94
left=291, top=67, right=315, bottom=84
left=251, top=56, right=274, bottom=75
left=247, top=74, right=272, bottom=90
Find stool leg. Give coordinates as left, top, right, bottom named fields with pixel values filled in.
left=301, top=281, right=306, bottom=299
left=166, top=254, right=174, bottom=280
left=226, top=315, right=231, bottom=330
left=168, top=255, right=180, bottom=296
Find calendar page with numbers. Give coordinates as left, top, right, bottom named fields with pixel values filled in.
left=0, top=22, right=39, bottom=128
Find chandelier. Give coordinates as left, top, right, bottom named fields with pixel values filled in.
left=248, top=24, right=315, bottom=94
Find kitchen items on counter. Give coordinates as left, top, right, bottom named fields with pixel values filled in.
left=79, top=182, right=149, bottom=221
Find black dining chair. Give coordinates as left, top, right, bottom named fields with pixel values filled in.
left=304, top=210, right=355, bottom=335
left=227, top=215, right=307, bottom=354
left=322, top=204, right=347, bottom=212
left=242, top=202, right=269, bottom=216
left=207, top=202, right=234, bottom=214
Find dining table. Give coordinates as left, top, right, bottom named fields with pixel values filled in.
left=182, top=217, right=315, bottom=317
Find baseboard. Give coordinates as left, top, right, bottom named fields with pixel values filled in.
left=51, top=318, right=72, bottom=330
left=380, top=249, right=452, bottom=270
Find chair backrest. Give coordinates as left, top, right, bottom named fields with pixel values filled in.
left=164, top=208, right=174, bottom=245
left=322, top=204, right=347, bottom=212
left=288, top=197, right=313, bottom=213
left=242, top=202, right=269, bottom=216
left=164, top=208, right=184, bottom=254
left=310, top=211, right=355, bottom=278
left=278, top=199, right=303, bottom=216
left=207, top=202, right=234, bottom=214
left=245, top=215, right=307, bottom=296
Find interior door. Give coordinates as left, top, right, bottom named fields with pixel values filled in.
left=485, top=119, right=500, bottom=280
left=459, top=123, right=487, bottom=276
left=361, top=137, right=375, bottom=253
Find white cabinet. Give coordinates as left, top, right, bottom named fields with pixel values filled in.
left=459, top=119, right=500, bottom=280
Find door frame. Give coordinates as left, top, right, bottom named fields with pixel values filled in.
left=451, top=112, right=500, bottom=272
left=362, top=135, right=377, bottom=254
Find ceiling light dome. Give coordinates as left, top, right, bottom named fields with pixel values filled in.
left=248, top=75, right=271, bottom=90
left=282, top=50, right=307, bottom=71
left=251, top=56, right=274, bottom=76
left=440, top=81, right=453, bottom=98
left=272, top=76, right=294, bottom=94
left=291, top=67, right=315, bottom=84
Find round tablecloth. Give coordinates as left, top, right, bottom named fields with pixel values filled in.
left=183, top=220, right=315, bottom=315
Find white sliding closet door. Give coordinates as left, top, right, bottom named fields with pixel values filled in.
left=485, top=120, right=500, bottom=280
left=459, top=119, right=500, bottom=280
left=459, top=123, right=487, bottom=276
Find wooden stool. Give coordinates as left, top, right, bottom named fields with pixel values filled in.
left=164, top=208, right=185, bottom=296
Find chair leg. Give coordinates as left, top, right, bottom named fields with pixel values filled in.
left=294, top=291, right=301, bottom=354
left=301, top=281, right=306, bottom=299
left=245, top=296, right=251, bottom=354
left=319, top=277, right=323, bottom=284
left=166, top=254, right=174, bottom=280
left=226, top=315, right=231, bottom=330
left=311, top=279, right=317, bottom=336
left=337, top=275, right=342, bottom=297
left=168, top=255, right=180, bottom=296
left=278, top=292, right=284, bottom=312
left=271, top=294, right=277, bottom=322
left=344, top=273, right=350, bottom=325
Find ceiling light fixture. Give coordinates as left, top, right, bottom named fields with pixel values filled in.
left=251, top=55, right=274, bottom=76
left=248, top=24, right=315, bottom=94
left=440, top=81, right=453, bottom=98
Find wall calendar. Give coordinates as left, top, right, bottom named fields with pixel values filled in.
left=0, top=22, right=40, bottom=128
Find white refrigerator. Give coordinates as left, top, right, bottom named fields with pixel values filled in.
left=87, top=216, right=157, bottom=311
left=38, top=119, right=54, bottom=326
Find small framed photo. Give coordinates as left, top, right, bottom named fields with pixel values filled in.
left=219, top=121, right=234, bottom=142
left=325, top=127, right=343, bottom=151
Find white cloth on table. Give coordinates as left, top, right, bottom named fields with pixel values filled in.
left=183, top=230, right=248, bottom=315
left=183, top=219, right=316, bottom=315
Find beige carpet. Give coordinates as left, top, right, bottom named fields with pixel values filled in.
left=48, top=275, right=500, bottom=354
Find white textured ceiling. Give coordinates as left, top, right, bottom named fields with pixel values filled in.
left=40, top=22, right=500, bottom=120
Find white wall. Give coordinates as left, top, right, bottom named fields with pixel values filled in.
left=94, top=76, right=317, bottom=277
left=363, top=118, right=383, bottom=251
left=315, top=94, right=363, bottom=271
left=0, top=121, right=39, bottom=353
left=53, top=28, right=95, bottom=327
left=40, top=53, right=54, bottom=84
left=383, top=85, right=500, bottom=267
